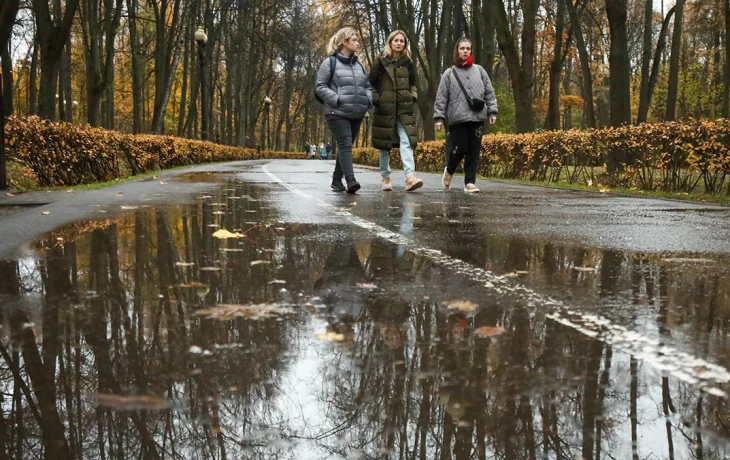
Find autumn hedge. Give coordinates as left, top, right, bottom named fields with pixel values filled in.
left=354, top=119, right=730, bottom=195
left=5, top=116, right=300, bottom=187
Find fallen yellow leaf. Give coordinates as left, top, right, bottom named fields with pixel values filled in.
left=317, top=332, right=345, bottom=342
left=212, top=229, right=244, bottom=239
left=41, top=211, right=50, bottom=215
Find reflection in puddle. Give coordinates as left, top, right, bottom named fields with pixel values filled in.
left=0, top=181, right=729, bottom=458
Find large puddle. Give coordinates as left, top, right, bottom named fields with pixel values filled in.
left=1, top=179, right=729, bottom=458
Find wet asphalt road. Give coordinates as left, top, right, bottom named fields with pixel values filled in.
left=1, top=159, right=730, bottom=459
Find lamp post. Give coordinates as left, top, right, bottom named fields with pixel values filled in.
left=72, top=100, right=78, bottom=123
left=263, top=96, right=271, bottom=150
left=194, top=27, right=209, bottom=141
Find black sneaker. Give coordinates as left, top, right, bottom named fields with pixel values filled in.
left=345, top=176, right=361, bottom=194
left=331, top=178, right=346, bottom=192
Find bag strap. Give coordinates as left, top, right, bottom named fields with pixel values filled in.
left=329, top=55, right=337, bottom=82
left=407, top=60, right=415, bottom=88
left=450, top=66, right=473, bottom=103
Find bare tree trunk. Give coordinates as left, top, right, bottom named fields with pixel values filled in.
left=34, top=0, right=81, bottom=120
left=61, top=39, right=73, bottom=122
left=126, top=0, right=142, bottom=133
left=29, top=35, right=39, bottom=115
left=642, top=7, right=676, bottom=123
left=492, top=0, right=539, bottom=133
left=177, top=34, right=189, bottom=137
left=637, top=0, right=654, bottom=124
left=545, top=0, right=565, bottom=130
left=1, top=44, right=13, bottom=117
left=722, top=0, right=730, bottom=118
left=665, top=0, right=686, bottom=121
left=0, top=0, right=19, bottom=57
left=150, top=0, right=184, bottom=134
left=605, top=0, right=632, bottom=127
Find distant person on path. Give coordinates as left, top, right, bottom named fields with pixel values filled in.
left=315, top=27, right=373, bottom=193
left=326, top=143, right=333, bottom=157
left=304, top=143, right=311, bottom=158
left=369, top=30, right=423, bottom=192
left=319, top=142, right=327, bottom=159
left=434, top=37, right=498, bottom=193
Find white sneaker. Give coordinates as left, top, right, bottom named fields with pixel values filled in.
left=464, top=183, right=480, bottom=193
left=442, top=168, right=452, bottom=189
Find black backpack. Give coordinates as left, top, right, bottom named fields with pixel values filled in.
left=314, top=55, right=368, bottom=105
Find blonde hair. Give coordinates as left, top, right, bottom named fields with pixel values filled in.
left=327, top=27, right=359, bottom=54
left=383, top=30, right=412, bottom=59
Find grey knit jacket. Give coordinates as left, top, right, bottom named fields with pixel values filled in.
left=433, top=64, right=498, bottom=125
left=315, top=52, right=373, bottom=119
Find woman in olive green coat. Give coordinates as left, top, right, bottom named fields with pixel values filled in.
left=369, top=30, right=423, bottom=192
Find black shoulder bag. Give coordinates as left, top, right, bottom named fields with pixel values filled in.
left=450, top=66, right=485, bottom=112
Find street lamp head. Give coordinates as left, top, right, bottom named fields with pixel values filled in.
left=264, top=96, right=272, bottom=106
left=194, top=27, right=208, bottom=45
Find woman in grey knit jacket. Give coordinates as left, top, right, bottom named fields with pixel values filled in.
left=315, top=27, right=373, bottom=193
left=433, top=37, right=498, bottom=193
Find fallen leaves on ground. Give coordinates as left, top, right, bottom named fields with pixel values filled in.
left=442, top=300, right=479, bottom=312
left=96, top=393, right=168, bottom=411
left=475, top=326, right=506, bottom=338
left=213, top=229, right=245, bottom=239
left=5, top=192, right=15, bottom=197
left=317, top=332, right=345, bottom=342
left=196, top=303, right=294, bottom=320
left=41, top=211, right=50, bottom=215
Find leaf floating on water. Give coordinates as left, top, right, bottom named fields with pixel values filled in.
left=196, top=303, right=294, bottom=320
left=121, top=205, right=138, bottom=210
left=572, top=266, right=599, bottom=272
left=475, top=326, right=506, bottom=338
left=41, top=211, right=50, bottom=215
left=250, top=260, right=271, bottom=266
left=212, top=229, right=245, bottom=239
left=175, top=262, right=195, bottom=267
left=356, top=283, right=378, bottom=289
left=317, top=332, right=345, bottom=342
left=442, top=300, right=479, bottom=312
left=268, top=279, right=286, bottom=284
left=96, top=393, right=168, bottom=411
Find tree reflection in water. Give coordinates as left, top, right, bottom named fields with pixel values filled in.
left=0, top=182, right=729, bottom=458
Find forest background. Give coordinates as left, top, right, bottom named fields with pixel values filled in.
left=0, top=0, right=728, bottom=151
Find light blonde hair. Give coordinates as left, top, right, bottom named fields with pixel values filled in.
left=327, top=27, right=359, bottom=55
left=383, top=30, right=412, bottom=59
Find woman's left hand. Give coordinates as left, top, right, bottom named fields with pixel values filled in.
left=489, top=116, right=496, bottom=125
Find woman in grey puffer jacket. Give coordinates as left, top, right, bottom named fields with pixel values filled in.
left=434, top=37, right=498, bottom=193
left=315, top=27, right=373, bottom=193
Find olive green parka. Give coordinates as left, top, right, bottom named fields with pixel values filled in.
left=369, top=55, right=418, bottom=151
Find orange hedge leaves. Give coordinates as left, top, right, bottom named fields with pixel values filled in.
left=5, top=116, right=300, bottom=187
left=353, top=119, right=730, bottom=194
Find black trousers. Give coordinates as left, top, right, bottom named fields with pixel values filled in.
left=446, top=121, right=483, bottom=185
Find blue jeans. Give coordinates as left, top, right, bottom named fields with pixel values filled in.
left=380, top=120, right=415, bottom=178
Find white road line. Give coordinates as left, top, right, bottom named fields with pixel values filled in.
left=262, top=162, right=730, bottom=397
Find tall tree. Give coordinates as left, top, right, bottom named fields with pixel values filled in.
left=150, top=0, right=185, bottom=134
left=723, top=0, right=730, bottom=117
left=665, top=0, right=687, bottom=121
left=491, top=0, right=540, bottom=133
left=545, top=0, right=567, bottom=130
left=32, top=0, right=82, bottom=120
left=638, top=5, right=677, bottom=123
left=605, top=0, right=632, bottom=127
left=0, top=0, right=19, bottom=56
left=637, top=0, right=654, bottom=124
left=567, top=0, right=596, bottom=128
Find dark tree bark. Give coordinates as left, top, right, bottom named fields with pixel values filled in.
left=0, top=0, right=19, bottom=57
left=723, top=0, right=729, bottom=117
left=1, top=44, right=13, bottom=117
left=544, top=0, right=566, bottom=130
left=665, top=0, right=686, bottom=121
left=491, top=0, right=539, bottom=133
left=60, top=39, right=73, bottom=122
left=605, top=0, right=632, bottom=127
left=29, top=35, right=39, bottom=115
left=32, top=0, right=82, bottom=120
left=637, top=0, right=654, bottom=124
left=150, top=0, right=184, bottom=134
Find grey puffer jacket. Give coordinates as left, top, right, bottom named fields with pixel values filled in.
left=315, top=52, right=373, bottom=119
left=433, top=64, right=498, bottom=125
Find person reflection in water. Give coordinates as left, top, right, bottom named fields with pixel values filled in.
left=314, top=242, right=371, bottom=346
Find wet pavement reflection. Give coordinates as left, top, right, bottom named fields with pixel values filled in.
left=1, top=178, right=730, bottom=459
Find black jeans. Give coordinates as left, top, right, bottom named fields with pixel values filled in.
left=326, top=115, right=363, bottom=180
left=446, top=121, right=483, bottom=185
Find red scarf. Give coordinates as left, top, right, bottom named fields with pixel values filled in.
left=457, top=55, right=473, bottom=68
